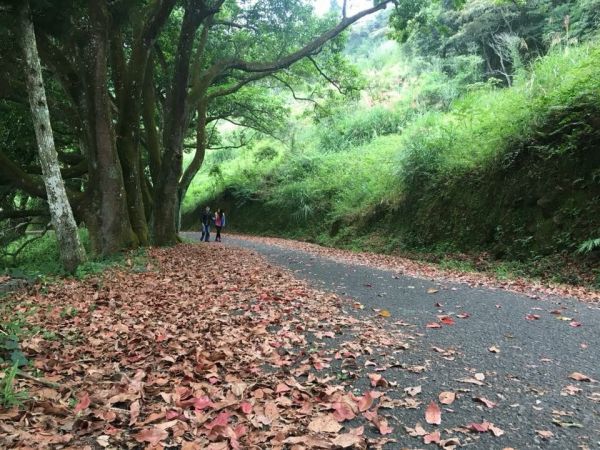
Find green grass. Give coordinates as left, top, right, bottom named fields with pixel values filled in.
left=1, top=229, right=148, bottom=280
left=437, top=258, right=477, bottom=273
left=0, top=364, right=28, bottom=408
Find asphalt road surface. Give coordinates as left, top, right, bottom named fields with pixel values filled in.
left=185, top=233, right=600, bottom=449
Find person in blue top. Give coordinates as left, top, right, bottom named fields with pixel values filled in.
left=214, top=209, right=226, bottom=242
left=200, top=206, right=212, bottom=242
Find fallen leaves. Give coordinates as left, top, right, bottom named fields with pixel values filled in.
left=438, top=391, right=455, bottom=405
left=551, top=418, right=583, bottom=428
left=405, top=385, right=422, bottom=397
left=357, top=391, right=379, bottom=412
left=332, top=431, right=364, bottom=448
left=474, top=372, right=486, bottom=381
left=469, top=421, right=490, bottom=432
left=332, top=400, right=356, bottom=422
left=134, top=427, right=168, bottom=445
left=73, top=391, right=90, bottom=414
left=468, top=421, right=504, bottom=437
left=225, top=234, right=600, bottom=302
left=425, top=401, right=442, bottom=425
left=368, top=414, right=394, bottom=435
left=424, top=430, right=441, bottom=444
left=308, top=415, right=343, bottom=433
left=456, top=376, right=485, bottom=386
left=536, top=429, right=554, bottom=439
left=378, top=309, right=391, bottom=318
left=406, top=422, right=428, bottom=437
left=1, top=245, right=416, bottom=448
left=368, top=373, right=388, bottom=388
left=5, top=239, right=594, bottom=449
left=569, top=372, right=595, bottom=382
left=439, top=315, right=455, bottom=325
left=473, top=396, right=496, bottom=408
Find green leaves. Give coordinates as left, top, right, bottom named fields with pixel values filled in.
left=0, top=363, right=28, bottom=408
left=576, top=237, right=600, bottom=254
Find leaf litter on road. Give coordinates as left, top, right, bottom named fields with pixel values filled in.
left=222, top=234, right=600, bottom=302
left=3, top=241, right=595, bottom=448
left=0, top=244, right=439, bottom=448
left=425, top=401, right=442, bottom=425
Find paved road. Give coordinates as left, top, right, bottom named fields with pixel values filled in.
left=185, top=233, right=600, bottom=449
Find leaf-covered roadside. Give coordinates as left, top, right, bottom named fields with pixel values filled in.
left=225, top=234, right=600, bottom=303
left=0, top=244, right=418, bottom=448
left=2, top=243, right=598, bottom=449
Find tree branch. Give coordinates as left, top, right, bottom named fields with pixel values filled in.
left=207, top=72, right=273, bottom=100
left=0, top=209, right=48, bottom=221
left=140, top=0, right=179, bottom=47
left=213, top=20, right=259, bottom=32
left=220, top=118, right=284, bottom=144
left=0, top=149, right=82, bottom=203
left=205, top=1, right=392, bottom=77
left=307, top=56, right=345, bottom=94
left=0, top=149, right=47, bottom=198
left=143, top=52, right=162, bottom=186
left=270, top=74, right=323, bottom=108
left=25, top=158, right=88, bottom=179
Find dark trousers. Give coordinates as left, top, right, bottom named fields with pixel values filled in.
left=200, top=224, right=210, bottom=241
left=215, top=226, right=222, bottom=241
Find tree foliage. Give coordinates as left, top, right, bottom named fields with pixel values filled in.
left=0, top=0, right=394, bottom=255
left=390, top=0, right=600, bottom=84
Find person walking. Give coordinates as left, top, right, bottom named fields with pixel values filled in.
left=200, top=206, right=212, bottom=242
left=214, top=209, right=226, bottom=242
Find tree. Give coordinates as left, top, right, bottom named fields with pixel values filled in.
left=16, top=0, right=85, bottom=272
left=0, top=0, right=395, bottom=253
left=388, top=0, right=600, bottom=84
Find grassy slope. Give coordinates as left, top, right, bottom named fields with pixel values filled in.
left=183, top=42, right=600, bottom=287
left=1, top=230, right=147, bottom=280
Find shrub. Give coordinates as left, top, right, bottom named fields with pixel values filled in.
left=317, top=105, right=405, bottom=152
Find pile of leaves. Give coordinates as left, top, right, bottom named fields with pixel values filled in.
left=0, top=244, right=420, bottom=448
left=230, top=235, right=600, bottom=303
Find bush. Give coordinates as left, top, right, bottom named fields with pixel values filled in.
left=317, top=105, right=406, bottom=152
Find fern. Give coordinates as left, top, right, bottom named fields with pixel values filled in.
left=577, top=237, right=600, bottom=254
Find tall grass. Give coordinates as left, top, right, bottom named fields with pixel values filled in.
left=396, top=41, right=600, bottom=185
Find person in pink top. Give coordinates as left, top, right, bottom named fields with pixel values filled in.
left=214, top=209, right=226, bottom=242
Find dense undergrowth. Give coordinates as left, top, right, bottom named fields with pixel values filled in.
left=1, top=230, right=147, bottom=280
left=183, top=40, right=600, bottom=288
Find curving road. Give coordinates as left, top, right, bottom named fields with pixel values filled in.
left=185, top=233, right=600, bottom=449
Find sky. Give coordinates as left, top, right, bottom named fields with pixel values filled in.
left=312, top=0, right=375, bottom=17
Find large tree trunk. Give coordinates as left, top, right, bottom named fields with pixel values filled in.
left=18, top=0, right=86, bottom=272
left=113, top=33, right=151, bottom=246
left=82, top=0, right=138, bottom=256
left=176, top=100, right=208, bottom=232
left=116, top=128, right=150, bottom=245
left=153, top=6, right=204, bottom=245
left=142, top=54, right=162, bottom=187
